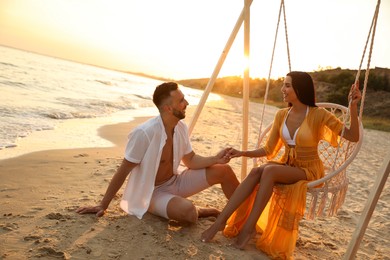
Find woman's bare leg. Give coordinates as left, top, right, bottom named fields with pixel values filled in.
left=201, top=165, right=266, bottom=242
left=234, top=164, right=307, bottom=249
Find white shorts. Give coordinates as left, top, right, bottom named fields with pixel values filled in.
left=148, top=168, right=209, bottom=219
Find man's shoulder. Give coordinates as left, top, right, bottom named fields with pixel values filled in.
left=177, top=119, right=188, bottom=128
left=137, top=116, right=161, bottom=128
left=131, top=116, right=162, bottom=135
left=175, top=120, right=190, bottom=134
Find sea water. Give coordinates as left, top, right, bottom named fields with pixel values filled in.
left=0, top=45, right=220, bottom=159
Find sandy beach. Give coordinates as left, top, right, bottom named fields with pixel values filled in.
left=1, top=95, right=389, bottom=260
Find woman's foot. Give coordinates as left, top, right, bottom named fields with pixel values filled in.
left=200, top=221, right=226, bottom=242
left=233, top=229, right=257, bottom=249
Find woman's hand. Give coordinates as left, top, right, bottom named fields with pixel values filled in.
left=214, top=148, right=232, bottom=164
left=349, top=81, right=362, bottom=106
left=225, top=148, right=244, bottom=159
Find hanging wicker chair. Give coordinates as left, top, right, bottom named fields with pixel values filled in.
left=253, top=102, right=364, bottom=219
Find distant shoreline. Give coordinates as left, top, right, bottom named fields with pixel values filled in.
left=2, top=44, right=389, bottom=132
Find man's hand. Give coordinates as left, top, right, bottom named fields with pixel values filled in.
left=76, top=205, right=106, bottom=217
left=214, top=148, right=232, bottom=164
left=225, top=148, right=243, bottom=159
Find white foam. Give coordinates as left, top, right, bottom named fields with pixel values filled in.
left=0, top=107, right=159, bottom=161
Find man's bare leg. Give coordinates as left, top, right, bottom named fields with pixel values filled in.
left=205, top=164, right=239, bottom=199
left=166, top=197, right=221, bottom=223
left=197, top=207, right=221, bottom=218
left=167, top=197, right=198, bottom=224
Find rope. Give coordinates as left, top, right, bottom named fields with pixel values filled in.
left=254, top=0, right=380, bottom=174
left=250, top=0, right=380, bottom=220
left=256, top=0, right=290, bottom=147
left=282, top=0, right=291, bottom=72
left=359, top=0, right=381, bottom=119
left=332, top=0, right=380, bottom=171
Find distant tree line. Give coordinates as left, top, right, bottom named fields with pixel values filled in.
left=178, top=68, right=390, bottom=107
left=311, top=68, right=390, bottom=106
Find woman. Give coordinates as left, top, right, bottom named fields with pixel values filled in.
left=201, top=71, right=361, bottom=259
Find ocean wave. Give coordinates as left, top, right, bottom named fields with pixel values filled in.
left=44, top=111, right=97, bottom=119
left=56, top=96, right=153, bottom=112
left=0, top=80, right=27, bottom=88
left=95, top=79, right=113, bottom=86
left=132, top=94, right=151, bottom=100
left=0, top=143, right=17, bottom=149
left=0, top=61, right=17, bottom=67
left=43, top=99, right=143, bottom=119
left=0, top=45, right=212, bottom=153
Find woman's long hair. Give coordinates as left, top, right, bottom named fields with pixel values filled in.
left=287, top=71, right=317, bottom=107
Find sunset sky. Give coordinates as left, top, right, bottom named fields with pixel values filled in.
left=0, top=0, right=389, bottom=80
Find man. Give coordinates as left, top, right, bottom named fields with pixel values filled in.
left=77, top=82, right=239, bottom=223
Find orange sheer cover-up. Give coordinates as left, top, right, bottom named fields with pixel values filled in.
left=223, top=107, right=344, bottom=259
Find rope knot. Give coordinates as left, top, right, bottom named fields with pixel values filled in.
left=288, top=146, right=296, bottom=166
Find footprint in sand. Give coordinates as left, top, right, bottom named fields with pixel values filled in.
left=65, top=205, right=79, bottom=212
left=35, top=246, right=70, bottom=259
left=46, top=212, right=71, bottom=221
left=74, top=153, right=89, bottom=158
left=1, top=222, right=19, bottom=231
left=24, top=234, right=42, bottom=241
left=93, top=171, right=103, bottom=176
left=323, top=241, right=338, bottom=250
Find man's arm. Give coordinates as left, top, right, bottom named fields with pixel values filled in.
left=76, top=158, right=138, bottom=217
left=181, top=149, right=230, bottom=170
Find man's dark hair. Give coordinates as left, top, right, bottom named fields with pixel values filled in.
left=153, top=82, right=179, bottom=109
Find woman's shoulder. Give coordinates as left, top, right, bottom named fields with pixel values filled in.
left=276, top=107, right=290, bottom=115
left=309, top=106, right=328, bottom=116
left=274, top=107, right=289, bottom=120
left=308, top=106, right=338, bottom=125
left=272, top=108, right=290, bottom=126
left=279, top=107, right=290, bottom=112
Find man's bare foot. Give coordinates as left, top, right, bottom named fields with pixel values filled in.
left=200, top=221, right=226, bottom=242
left=197, top=207, right=221, bottom=218
left=232, top=229, right=257, bottom=249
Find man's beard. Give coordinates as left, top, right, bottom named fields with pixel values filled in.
left=172, top=108, right=185, bottom=119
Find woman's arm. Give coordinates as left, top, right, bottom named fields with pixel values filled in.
left=342, top=81, right=361, bottom=142
left=227, top=147, right=267, bottom=159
